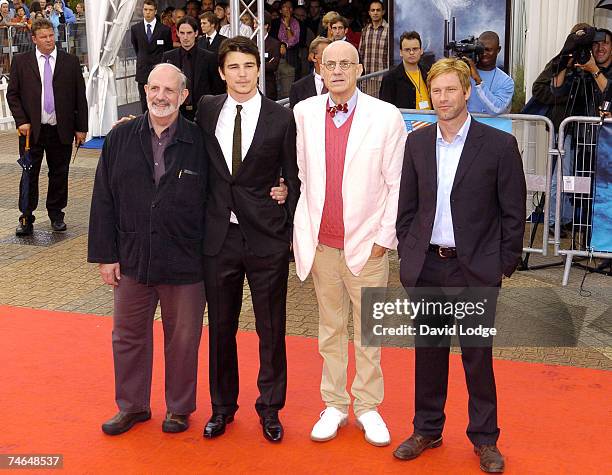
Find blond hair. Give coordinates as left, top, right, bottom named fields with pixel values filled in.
left=427, top=57, right=471, bottom=93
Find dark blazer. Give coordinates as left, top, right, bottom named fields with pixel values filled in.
left=195, top=93, right=299, bottom=257
left=131, top=20, right=173, bottom=84
left=7, top=49, right=87, bottom=145
left=380, top=62, right=431, bottom=110
left=396, top=119, right=526, bottom=287
left=198, top=32, right=227, bottom=54
left=289, top=73, right=317, bottom=109
left=264, top=35, right=281, bottom=100
left=162, top=46, right=225, bottom=103
left=87, top=114, right=208, bottom=285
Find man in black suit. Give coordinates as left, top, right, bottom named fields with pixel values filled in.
left=263, top=13, right=281, bottom=100
left=288, top=36, right=331, bottom=108
left=7, top=18, right=87, bottom=236
left=163, top=16, right=224, bottom=121
left=380, top=31, right=431, bottom=110
left=130, top=0, right=173, bottom=113
left=198, top=11, right=226, bottom=54
left=394, top=58, right=526, bottom=473
left=196, top=36, right=299, bottom=444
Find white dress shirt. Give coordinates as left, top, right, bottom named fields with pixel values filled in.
left=215, top=92, right=262, bottom=223
left=314, top=72, right=324, bottom=95
left=144, top=17, right=157, bottom=35
left=327, top=89, right=358, bottom=128
left=430, top=114, right=472, bottom=247
left=36, top=47, right=57, bottom=126
left=219, top=23, right=253, bottom=38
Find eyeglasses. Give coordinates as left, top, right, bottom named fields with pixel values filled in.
left=401, top=47, right=421, bottom=54
left=323, top=61, right=357, bottom=71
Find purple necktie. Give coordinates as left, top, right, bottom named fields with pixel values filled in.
left=43, top=55, right=54, bottom=115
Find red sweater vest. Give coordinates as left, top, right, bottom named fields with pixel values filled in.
left=318, top=109, right=356, bottom=249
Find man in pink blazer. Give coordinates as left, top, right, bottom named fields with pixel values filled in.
left=292, top=40, right=407, bottom=447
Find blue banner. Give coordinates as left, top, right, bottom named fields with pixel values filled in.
left=591, top=123, right=612, bottom=252
left=402, top=113, right=512, bottom=134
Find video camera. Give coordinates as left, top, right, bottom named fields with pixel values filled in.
left=446, top=36, right=485, bottom=62
left=560, top=26, right=606, bottom=66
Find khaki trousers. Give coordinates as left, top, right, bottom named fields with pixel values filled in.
left=310, top=244, right=389, bottom=416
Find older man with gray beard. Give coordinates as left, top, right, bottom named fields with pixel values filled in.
left=88, top=63, right=209, bottom=436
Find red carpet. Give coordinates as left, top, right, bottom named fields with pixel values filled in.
left=0, top=305, right=610, bottom=474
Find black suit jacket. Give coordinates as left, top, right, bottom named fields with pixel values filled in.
left=131, top=20, right=173, bottom=84
left=264, top=35, right=281, bottom=100
left=197, top=32, right=227, bottom=54
left=289, top=73, right=317, bottom=109
left=379, top=62, right=431, bottom=110
left=396, top=119, right=526, bottom=287
left=195, top=93, right=299, bottom=257
left=7, top=49, right=87, bottom=145
left=162, top=46, right=225, bottom=106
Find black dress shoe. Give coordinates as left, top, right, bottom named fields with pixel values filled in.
left=203, top=413, right=234, bottom=438
left=101, top=410, right=151, bottom=435
left=162, top=412, right=190, bottom=433
left=474, top=445, right=505, bottom=473
left=51, top=220, right=67, bottom=232
left=260, top=414, right=283, bottom=443
left=15, top=217, right=33, bottom=236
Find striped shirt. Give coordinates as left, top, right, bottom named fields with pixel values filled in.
left=358, top=20, right=389, bottom=75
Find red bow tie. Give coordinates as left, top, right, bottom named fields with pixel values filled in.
left=327, top=103, right=348, bottom=118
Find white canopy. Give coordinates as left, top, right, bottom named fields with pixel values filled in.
left=85, top=0, right=137, bottom=138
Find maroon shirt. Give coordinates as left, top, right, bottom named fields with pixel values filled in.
left=148, top=113, right=178, bottom=186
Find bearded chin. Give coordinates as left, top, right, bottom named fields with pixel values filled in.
left=149, top=102, right=179, bottom=118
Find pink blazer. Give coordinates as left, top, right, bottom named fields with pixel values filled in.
left=292, top=90, right=407, bottom=280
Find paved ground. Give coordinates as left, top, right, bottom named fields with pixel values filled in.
left=0, top=131, right=610, bottom=369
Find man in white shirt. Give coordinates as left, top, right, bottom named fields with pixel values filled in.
left=195, top=36, right=298, bottom=444
left=198, top=10, right=226, bottom=53
left=395, top=57, right=526, bottom=473
left=7, top=18, right=87, bottom=236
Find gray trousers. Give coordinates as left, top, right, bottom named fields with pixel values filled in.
left=112, top=275, right=206, bottom=415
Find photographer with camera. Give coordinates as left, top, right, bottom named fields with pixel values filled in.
left=461, top=31, right=514, bottom=115
left=531, top=24, right=612, bottom=237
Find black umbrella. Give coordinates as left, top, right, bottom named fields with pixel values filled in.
left=596, top=0, right=612, bottom=10
left=17, top=130, right=32, bottom=214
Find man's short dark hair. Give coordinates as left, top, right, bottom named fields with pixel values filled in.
left=31, top=18, right=54, bottom=35
left=330, top=15, right=349, bottom=29
left=199, top=10, right=219, bottom=27
left=597, top=27, right=612, bottom=42
left=400, top=30, right=422, bottom=48
left=143, top=0, right=157, bottom=9
left=368, top=0, right=385, bottom=9
left=479, top=30, right=500, bottom=46
left=218, top=36, right=261, bottom=69
left=215, top=1, right=228, bottom=8
left=177, top=15, right=199, bottom=33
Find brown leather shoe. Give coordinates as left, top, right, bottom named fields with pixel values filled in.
left=162, top=412, right=190, bottom=433
left=393, top=433, right=443, bottom=460
left=101, top=410, right=151, bottom=435
left=474, top=445, right=505, bottom=473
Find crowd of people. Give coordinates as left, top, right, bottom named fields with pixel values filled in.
left=0, top=0, right=86, bottom=73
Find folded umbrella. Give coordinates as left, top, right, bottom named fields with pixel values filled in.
left=17, top=129, right=32, bottom=215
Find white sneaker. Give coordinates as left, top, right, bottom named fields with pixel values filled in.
left=356, top=411, right=391, bottom=446
left=310, top=407, right=349, bottom=442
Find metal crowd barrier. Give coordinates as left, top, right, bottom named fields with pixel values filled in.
left=398, top=109, right=556, bottom=261
left=555, top=116, right=612, bottom=285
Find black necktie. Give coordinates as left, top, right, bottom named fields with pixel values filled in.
left=182, top=50, right=193, bottom=105
left=146, top=23, right=152, bottom=43
left=232, top=105, right=243, bottom=177
left=205, top=36, right=211, bottom=48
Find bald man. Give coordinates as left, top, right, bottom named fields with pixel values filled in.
left=464, top=31, right=514, bottom=115
left=292, top=41, right=407, bottom=447
left=89, top=63, right=208, bottom=436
